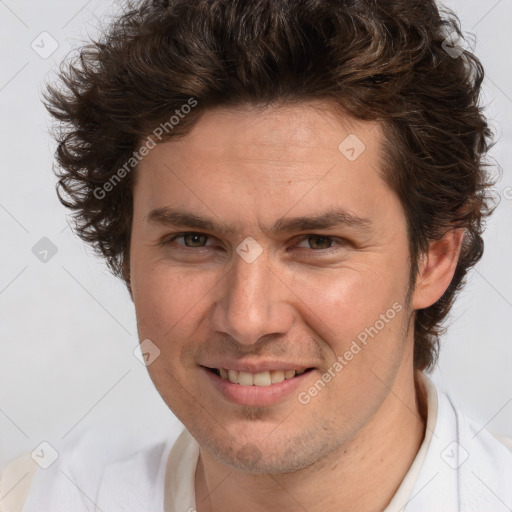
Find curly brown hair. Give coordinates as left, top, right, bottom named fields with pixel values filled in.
left=45, top=0, right=497, bottom=372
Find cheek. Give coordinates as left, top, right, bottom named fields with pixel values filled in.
left=130, top=263, right=217, bottom=404
left=291, top=266, right=409, bottom=408
left=131, top=259, right=217, bottom=344
left=288, top=263, right=405, bottom=348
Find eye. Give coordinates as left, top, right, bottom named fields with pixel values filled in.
left=160, top=232, right=348, bottom=255
left=166, top=232, right=215, bottom=248
left=295, top=235, right=342, bottom=251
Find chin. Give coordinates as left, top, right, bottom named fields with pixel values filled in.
left=197, top=425, right=338, bottom=475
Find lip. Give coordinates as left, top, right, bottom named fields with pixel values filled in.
left=200, top=360, right=311, bottom=373
left=202, top=366, right=315, bottom=407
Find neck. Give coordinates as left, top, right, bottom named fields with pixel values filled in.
left=195, top=369, right=427, bottom=512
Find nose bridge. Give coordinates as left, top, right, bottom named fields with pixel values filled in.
left=211, top=245, right=292, bottom=344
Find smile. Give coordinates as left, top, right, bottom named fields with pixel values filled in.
left=203, top=365, right=315, bottom=406
left=212, top=368, right=308, bottom=387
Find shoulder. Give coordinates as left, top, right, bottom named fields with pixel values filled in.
left=409, top=374, right=512, bottom=510
left=1, top=424, right=182, bottom=512
left=431, top=377, right=512, bottom=459
left=488, top=431, right=512, bottom=452
left=441, top=387, right=512, bottom=458
left=0, top=451, right=37, bottom=512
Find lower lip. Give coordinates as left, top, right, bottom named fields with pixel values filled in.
left=203, top=368, right=314, bottom=407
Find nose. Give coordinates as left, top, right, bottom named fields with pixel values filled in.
left=210, top=247, right=294, bottom=346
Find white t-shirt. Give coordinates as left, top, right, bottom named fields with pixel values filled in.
left=1, top=373, right=511, bottom=511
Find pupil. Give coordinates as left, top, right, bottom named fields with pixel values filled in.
left=311, top=236, right=330, bottom=249
left=186, top=234, right=204, bottom=247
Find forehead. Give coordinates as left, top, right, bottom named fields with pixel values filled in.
left=167, top=102, right=382, bottom=169
left=133, top=101, right=401, bottom=234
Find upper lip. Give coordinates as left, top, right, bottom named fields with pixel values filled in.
left=201, top=360, right=314, bottom=373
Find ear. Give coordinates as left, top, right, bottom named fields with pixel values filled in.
left=412, top=228, right=465, bottom=310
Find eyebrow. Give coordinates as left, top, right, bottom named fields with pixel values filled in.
left=146, top=206, right=374, bottom=236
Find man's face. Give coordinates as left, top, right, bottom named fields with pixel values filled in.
left=129, top=101, right=415, bottom=473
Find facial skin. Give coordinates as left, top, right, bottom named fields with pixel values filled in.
left=129, top=101, right=463, bottom=511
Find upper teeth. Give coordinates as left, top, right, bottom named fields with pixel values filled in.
left=218, top=369, right=305, bottom=386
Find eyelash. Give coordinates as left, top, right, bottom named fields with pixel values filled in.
left=161, top=232, right=348, bottom=255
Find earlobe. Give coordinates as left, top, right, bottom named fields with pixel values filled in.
left=412, top=228, right=465, bottom=310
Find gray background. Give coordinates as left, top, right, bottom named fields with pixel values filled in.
left=1, top=0, right=511, bottom=471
